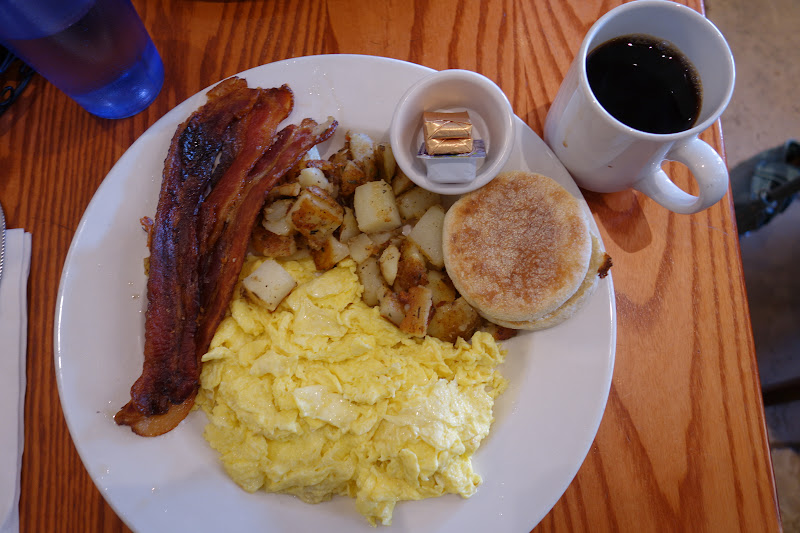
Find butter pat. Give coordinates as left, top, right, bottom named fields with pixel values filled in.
left=423, top=111, right=473, bottom=140
left=425, top=136, right=474, bottom=155
left=423, top=111, right=474, bottom=155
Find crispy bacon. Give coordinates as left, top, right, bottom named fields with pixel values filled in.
left=115, top=78, right=336, bottom=436
left=114, top=78, right=263, bottom=435
left=198, top=86, right=294, bottom=252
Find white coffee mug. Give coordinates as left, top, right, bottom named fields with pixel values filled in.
left=544, top=0, right=735, bottom=214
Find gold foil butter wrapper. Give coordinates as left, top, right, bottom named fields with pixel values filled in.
left=425, top=136, right=474, bottom=155
left=423, top=111, right=473, bottom=140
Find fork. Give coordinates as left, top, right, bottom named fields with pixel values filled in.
left=0, top=200, right=5, bottom=287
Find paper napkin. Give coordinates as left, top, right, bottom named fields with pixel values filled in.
left=0, top=230, right=31, bottom=533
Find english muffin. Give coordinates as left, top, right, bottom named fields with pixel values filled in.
left=443, top=171, right=609, bottom=329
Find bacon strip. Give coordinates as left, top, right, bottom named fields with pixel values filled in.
left=115, top=78, right=336, bottom=436
left=198, top=86, right=294, bottom=252
left=115, top=80, right=287, bottom=435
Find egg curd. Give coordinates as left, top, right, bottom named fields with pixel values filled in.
left=196, top=255, right=507, bottom=526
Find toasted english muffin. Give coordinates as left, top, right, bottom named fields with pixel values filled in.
left=442, top=171, right=593, bottom=324
left=490, top=233, right=611, bottom=331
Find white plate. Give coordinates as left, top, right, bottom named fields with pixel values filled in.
left=55, top=54, right=615, bottom=533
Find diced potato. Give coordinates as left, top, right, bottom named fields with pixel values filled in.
left=262, top=199, right=295, bottom=236
left=310, top=235, right=350, bottom=270
left=329, top=146, right=351, bottom=167
left=368, top=230, right=398, bottom=247
left=288, top=186, right=344, bottom=248
left=379, top=244, right=400, bottom=286
left=250, top=224, right=297, bottom=258
left=338, top=207, right=360, bottom=243
left=378, top=287, right=405, bottom=326
left=357, top=257, right=386, bottom=307
left=261, top=199, right=294, bottom=235
left=427, top=270, right=456, bottom=305
left=268, top=182, right=302, bottom=199
left=298, top=167, right=332, bottom=193
left=391, top=167, right=414, bottom=196
left=353, top=181, right=402, bottom=233
left=376, top=142, right=396, bottom=181
left=307, top=159, right=341, bottom=197
left=243, top=259, right=297, bottom=311
left=397, top=187, right=442, bottom=222
left=356, top=161, right=377, bottom=184
left=399, top=285, right=433, bottom=337
left=347, top=233, right=378, bottom=264
left=408, top=205, right=445, bottom=268
left=349, top=132, right=375, bottom=161
left=393, top=241, right=428, bottom=291
left=349, top=132, right=377, bottom=180
left=307, top=158, right=337, bottom=174
left=427, top=297, right=482, bottom=343
left=339, top=160, right=369, bottom=197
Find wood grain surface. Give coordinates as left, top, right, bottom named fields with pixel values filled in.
left=0, top=0, right=781, bottom=532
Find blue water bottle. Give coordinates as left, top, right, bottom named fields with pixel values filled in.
left=0, top=0, right=164, bottom=119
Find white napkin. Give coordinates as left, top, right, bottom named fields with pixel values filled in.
left=0, top=230, right=31, bottom=533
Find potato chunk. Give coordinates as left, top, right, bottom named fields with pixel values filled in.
left=391, top=167, right=414, bottom=196
left=427, top=297, right=482, bottom=343
left=289, top=186, right=344, bottom=249
left=310, top=235, right=350, bottom=271
left=354, top=181, right=402, bottom=233
left=243, top=259, right=297, bottom=311
left=262, top=199, right=295, bottom=236
left=393, top=241, right=428, bottom=292
left=339, top=160, right=369, bottom=197
left=349, top=132, right=375, bottom=161
left=338, top=207, right=360, bottom=243
left=268, top=182, right=302, bottom=200
left=376, top=142, right=396, bottom=181
left=298, top=167, right=332, bottom=193
left=357, top=257, right=387, bottom=307
left=329, top=146, right=350, bottom=168
left=407, top=205, right=445, bottom=268
left=378, top=288, right=405, bottom=326
left=369, top=229, right=399, bottom=248
left=347, top=233, right=378, bottom=264
left=427, top=270, right=456, bottom=305
left=399, top=285, right=433, bottom=337
left=349, top=132, right=377, bottom=180
left=251, top=225, right=297, bottom=258
left=397, top=187, right=442, bottom=222
left=379, top=244, right=401, bottom=286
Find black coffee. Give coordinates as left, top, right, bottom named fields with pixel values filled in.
left=586, top=34, right=702, bottom=134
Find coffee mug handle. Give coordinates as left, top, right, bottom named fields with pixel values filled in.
left=633, top=137, right=729, bottom=215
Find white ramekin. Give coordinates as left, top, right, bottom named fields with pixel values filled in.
left=389, top=69, right=515, bottom=195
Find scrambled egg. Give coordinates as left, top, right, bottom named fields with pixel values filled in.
left=197, top=256, right=507, bottom=526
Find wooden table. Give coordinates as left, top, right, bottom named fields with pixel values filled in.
left=1, top=0, right=782, bottom=531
